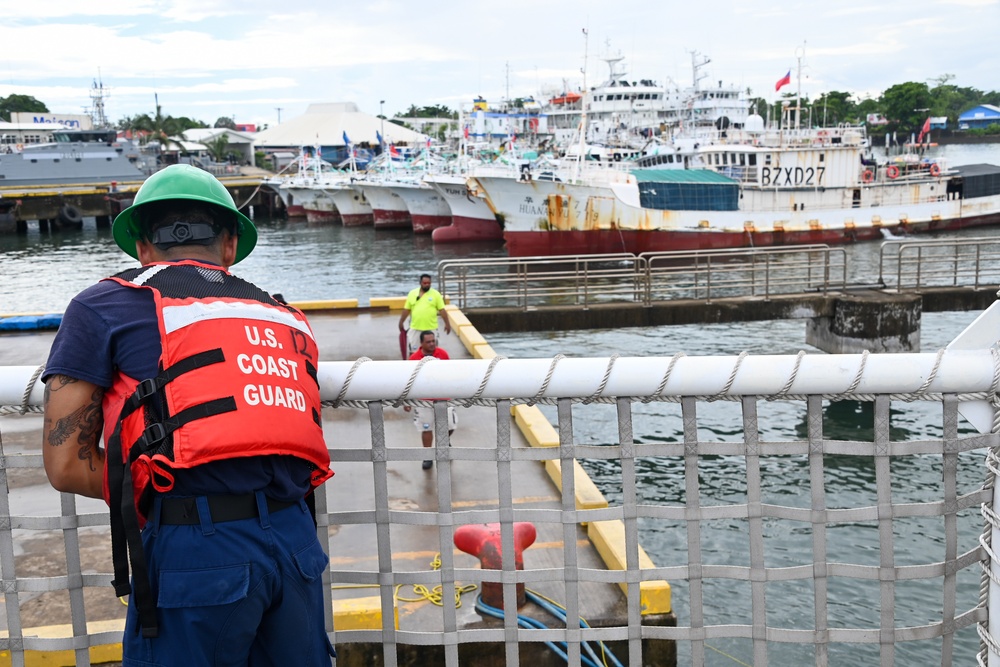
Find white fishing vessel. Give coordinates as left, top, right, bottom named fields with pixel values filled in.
left=476, top=114, right=1000, bottom=256
left=426, top=173, right=503, bottom=242
left=544, top=49, right=750, bottom=152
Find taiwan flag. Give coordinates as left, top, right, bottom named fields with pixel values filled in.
left=917, top=116, right=931, bottom=144
left=775, top=70, right=791, bottom=92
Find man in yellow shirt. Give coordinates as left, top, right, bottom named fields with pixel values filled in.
left=398, top=273, right=451, bottom=357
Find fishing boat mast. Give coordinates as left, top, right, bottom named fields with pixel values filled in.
left=573, top=28, right=590, bottom=182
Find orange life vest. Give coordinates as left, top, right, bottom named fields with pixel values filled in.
left=101, top=261, right=332, bottom=638
left=101, top=261, right=332, bottom=509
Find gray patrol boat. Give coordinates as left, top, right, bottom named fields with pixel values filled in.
left=0, top=128, right=150, bottom=187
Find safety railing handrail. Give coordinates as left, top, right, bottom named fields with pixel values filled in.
left=438, top=246, right=849, bottom=310
left=878, top=237, right=1000, bottom=290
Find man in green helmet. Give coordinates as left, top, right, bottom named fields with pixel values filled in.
left=42, top=164, right=336, bottom=665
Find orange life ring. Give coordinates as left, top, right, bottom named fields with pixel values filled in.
left=862, top=169, right=874, bottom=183
left=886, top=165, right=900, bottom=179
left=929, top=163, right=941, bottom=177
left=15, top=143, right=23, bottom=152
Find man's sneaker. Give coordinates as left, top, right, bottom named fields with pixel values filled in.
left=422, top=460, right=433, bottom=470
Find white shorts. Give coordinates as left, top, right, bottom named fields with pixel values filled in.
left=413, top=405, right=457, bottom=432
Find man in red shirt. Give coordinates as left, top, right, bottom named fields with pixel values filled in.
left=406, top=331, right=456, bottom=469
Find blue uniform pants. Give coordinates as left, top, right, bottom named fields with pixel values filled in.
left=122, top=492, right=335, bottom=666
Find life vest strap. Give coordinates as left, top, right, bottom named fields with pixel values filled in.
left=128, top=397, right=238, bottom=463
left=121, top=348, right=226, bottom=416
left=120, top=457, right=159, bottom=637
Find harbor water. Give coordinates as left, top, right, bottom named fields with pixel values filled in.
left=2, top=142, right=999, bottom=665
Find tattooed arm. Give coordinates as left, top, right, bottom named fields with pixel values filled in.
left=42, top=374, right=106, bottom=499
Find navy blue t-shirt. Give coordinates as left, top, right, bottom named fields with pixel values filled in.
left=43, top=263, right=315, bottom=501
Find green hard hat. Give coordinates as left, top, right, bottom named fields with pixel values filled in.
left=112, top=164, right=257, bottom=264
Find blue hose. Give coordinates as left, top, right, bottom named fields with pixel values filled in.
left=474, top=592, right=624, bottom=667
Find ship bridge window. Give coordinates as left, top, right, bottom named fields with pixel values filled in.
left=765, top=154, right=773, bottom=166
left=749, top=155, right=757, bottom=165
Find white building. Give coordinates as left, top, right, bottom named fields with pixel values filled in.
left=253, top=102, right=428, bottom=161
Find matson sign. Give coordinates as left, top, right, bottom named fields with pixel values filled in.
left=10, top=113, right=93, bottom=130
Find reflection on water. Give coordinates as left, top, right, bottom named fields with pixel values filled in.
left=0, top=218, right=506, bottom=313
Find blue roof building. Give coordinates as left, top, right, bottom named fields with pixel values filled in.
left=958, top=104, right=1000, bottom=130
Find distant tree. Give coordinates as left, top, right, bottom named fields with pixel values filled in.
left=0, top=94, right=48, bottom=121
left=205, top=133, right=231, bottom=162
left=132, top=101, right=184, bottom=146
left=855, top=97, right=879, bottom=119
left=116, top=114, right=143, bottom=134
left=214, top=116, right=236, bottom=129
left=812, top=91, right=856, bottom=125
left=173, top=116, right=208, bottom=132
left=747, top=97, right=770, bottom=122
left=254, top=149, right=269, bottom=170
left=399, top=104, right=456, bottom=119
left=879, top=82, right=933, bottom=135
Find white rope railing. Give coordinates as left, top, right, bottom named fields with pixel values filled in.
left=3, top=348, right=999, bottom=666
left=3, top=351, right=997, bottom=411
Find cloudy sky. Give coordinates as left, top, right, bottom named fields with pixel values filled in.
left=0, top=0, right=996, bottom=129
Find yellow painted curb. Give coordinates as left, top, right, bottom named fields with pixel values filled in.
left=334, top=595, right=397, bottom=630
left=472, top=343, right=497, bottom=359
left=443, top=305, right=471, bottom=328
left=456, top=324, right=487, bottom=351
left=511, top=405, right=559, bottom=448
left=587, top=520, right=672, bottom=615
left=511, top=404, right=607, bottom=513
left=0, top=593, right=394, bottom=663
left=0, top=619, right=124, bottom=666
left=544, top=459, right=608, bottom=512
left=371, top=296, right=406, bottom=309
left=292, top=299, right=359, bottom=310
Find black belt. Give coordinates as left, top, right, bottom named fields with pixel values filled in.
left=158, top=494, right=297, bottom=525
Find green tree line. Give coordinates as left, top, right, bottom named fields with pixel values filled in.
left=750, top=76, right=1000, bottom=137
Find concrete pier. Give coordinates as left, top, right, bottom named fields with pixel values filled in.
left=805, top=291, right=923, bottom=353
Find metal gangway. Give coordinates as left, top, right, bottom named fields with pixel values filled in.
left=4, top=304, right=1000, bottom=665
left=439, top=238, right=1000, bottom=311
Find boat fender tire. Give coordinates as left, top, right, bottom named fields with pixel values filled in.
left=861, top=169, right=874, bottom=184
left=886, top=165, right=900, bottom=180
left=929, top=163, right=941, bottom=177
left=58, top=204, right=83, bottom=226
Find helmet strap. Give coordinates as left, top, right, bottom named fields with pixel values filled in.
left=149, top=221, right=219, bottom=249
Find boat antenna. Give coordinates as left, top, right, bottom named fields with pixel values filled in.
left=90, top=70, right=110, bottom=129
left=794, top=42, right=805, bottom=130
left=574, top=27, right=589, bottom=182
left=690, top=51, right=710, bottom=91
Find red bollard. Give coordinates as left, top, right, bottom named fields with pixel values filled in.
left=454, top=522, right=536, bottom=609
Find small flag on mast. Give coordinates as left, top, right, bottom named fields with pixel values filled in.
left=342, top=131, right=350, bottom=145
left=775, top=70, right=791, bottom=92
left=918, top=117, right=932, bottom=144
